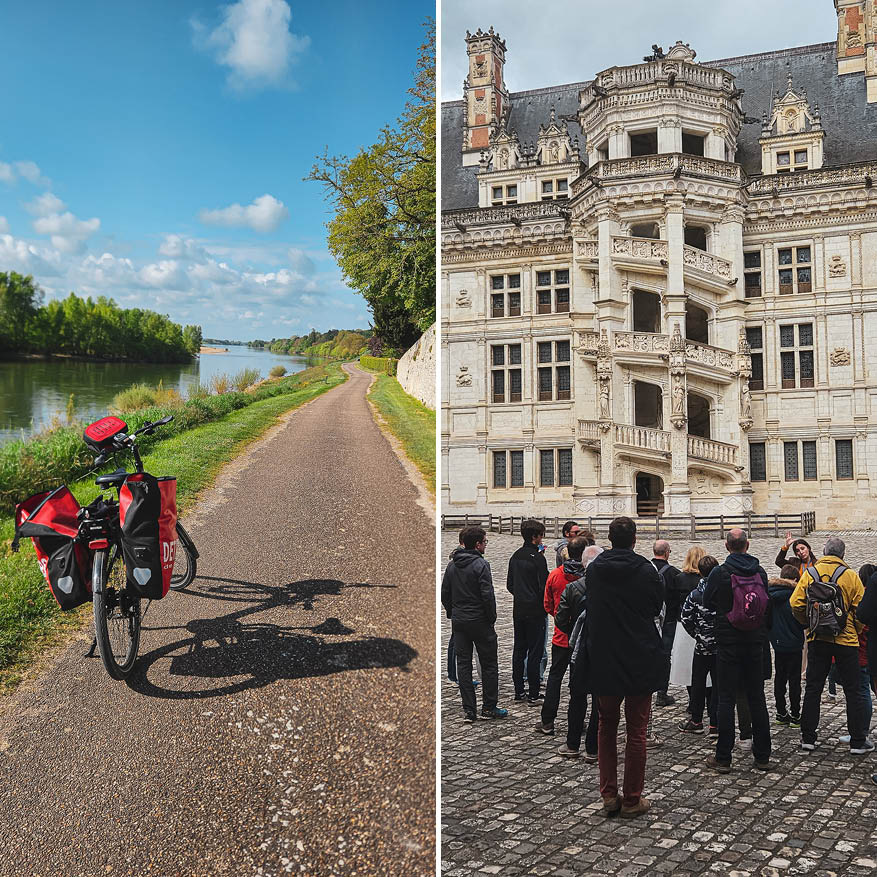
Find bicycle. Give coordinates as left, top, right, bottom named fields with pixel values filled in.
left=79, top=415, right=199, bottom=679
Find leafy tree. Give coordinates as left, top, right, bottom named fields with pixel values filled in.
left=0, top=272, right=44, bottom=352
left=306, top=20, right=435, bottom=347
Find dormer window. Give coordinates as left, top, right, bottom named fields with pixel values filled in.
left=491, top=184, right=518, bottom=206
left=776, top=149, right=808, bottom=173
left=541, top=178, right=569, bottom=201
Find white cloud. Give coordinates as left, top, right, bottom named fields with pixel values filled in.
left=0, top=217, right=8, bottom=233
left=138, top=260, right=190, bottom=290
left=192, top=0, right=310, bottom=91
left=32, top=211, right=100, bottom=254
left=0, top=159, right=50, bottom=187
left=0, top=234, right=63, bottom=276
left=288, top=246, right=315, bottom=274
left=158, top=233, right=210, bottom=261
left=26, top=192, right=66, bottom=217
left=198, top=193, right=289, bottom=232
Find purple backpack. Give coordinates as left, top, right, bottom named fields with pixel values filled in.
left=726, top=570, right=768, bottom=630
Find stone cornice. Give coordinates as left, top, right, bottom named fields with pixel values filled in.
left=442, top=241, right=574, bottom=264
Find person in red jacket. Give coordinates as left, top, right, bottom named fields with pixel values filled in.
left=535, top=536, right=589, bottom=735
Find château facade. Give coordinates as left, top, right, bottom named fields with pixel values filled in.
left=441, top=3, right=877, bottom=527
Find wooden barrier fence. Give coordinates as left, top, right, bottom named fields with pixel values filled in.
left=441, top=510, right=817, bottom=540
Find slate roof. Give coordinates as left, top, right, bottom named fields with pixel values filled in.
left=441, top=42, right=877, bottom=211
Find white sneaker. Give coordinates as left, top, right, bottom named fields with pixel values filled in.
left=736, top=738, right=753, bottom=751
left=839, top=735, right=852, bottom=744
left=851, top=739, right=876, bottom=754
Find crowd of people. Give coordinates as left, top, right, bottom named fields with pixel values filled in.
left=441, top=517, right=877, bottom=818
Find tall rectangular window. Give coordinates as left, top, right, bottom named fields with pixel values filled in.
left=535, top=268, right=570, bottom=314
left=489, top=274, right=522, bottom=317
left=746, top=327, right=764, bottom=391
left=558, top=448, right=573, bottom=486
left=491, top=343, right=522, bottom=403
left=493, top=450, right=526, bottom=487
left=539, top=450, right=555, bottom=486
left=836, top=440, right=853, bottom=480
left=510, top=450, right=524, bottom=486
left=802, top=441, right=818, bottom=480
left=535, top=339, right=572, bottom=401
left=744, top=250, right=762, bottom=298
left=537, top=448, right=574, bottom=487
left=750, top=442, right=767, bottom=481
left=777, top=246, right=812, bottom=294
left=784, top=441, right=799, bottom=481
left=540, top=178, right=569, bottom=201
left=778, top=323, right=815, bottom=389
left=493, top=451, right=507, bottom=488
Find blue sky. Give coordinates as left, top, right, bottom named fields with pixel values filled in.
left=0, top=0, right=433, bottom=340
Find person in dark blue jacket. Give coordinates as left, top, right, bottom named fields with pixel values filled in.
left=768, top=564, right=805, bottom=726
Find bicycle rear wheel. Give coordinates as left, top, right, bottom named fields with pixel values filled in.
left=169, top=521, right=198, bottom=590
left=93, top=547, right=141, bottom=679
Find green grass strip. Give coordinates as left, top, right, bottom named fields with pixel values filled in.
left=368, top=373, right=435, bottom=493
left=0, top=362, right=346, bottom=692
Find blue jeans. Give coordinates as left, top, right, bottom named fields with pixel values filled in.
left=861, top=665, right=873, bottom=734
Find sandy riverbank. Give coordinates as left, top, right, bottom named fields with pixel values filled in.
left=199, top=346, right=229, bottom=354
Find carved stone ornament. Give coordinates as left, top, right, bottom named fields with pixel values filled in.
left=455, top=288, right=472, bottom=308
left=828, top=255, right=847, bottom=277
left=830, top=347, right=851, bottom=367
left=456, top=366, right=473, bottom=387
left=598, top=380, right=611, bottom=425
left=670, top=373, right=686, bottom=429
left=596, top=328, right=612, bottom=379
left=740, top=380, right=753, bottom=431
left=670, top=323, right=685, bottom=353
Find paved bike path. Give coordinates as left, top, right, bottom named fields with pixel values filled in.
left=0, top=364, right=435, bottom=876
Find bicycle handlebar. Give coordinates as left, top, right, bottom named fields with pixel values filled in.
left=93, top=415, right=174, bottom=466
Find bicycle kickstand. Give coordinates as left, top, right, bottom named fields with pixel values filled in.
left=86, top=636, right=97, bottom=658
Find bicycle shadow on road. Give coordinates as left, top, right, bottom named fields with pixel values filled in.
left=125, top=576, right=417, bottom=700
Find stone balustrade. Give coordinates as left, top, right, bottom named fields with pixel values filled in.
left=615, top=423, right=671, bottom=453
left=747, top=161, right=877, bottom=195
left=684, top=340, right=735, bottom=370
left=441, top=201, right=567, bottom=229
left=572, top=153, right=742, bottom=196
left=575, top=331, right=600, bottom=354
left=576, top=239, right=599, bottom=259
left=577, top=419, right=602, bottom=442
left=613, top=331, right=670, bottom=353
left=688, top=435, right=739, bottom=466
left=683, top=244, right=733, bottom=281
left=611, top=235, right=669, bottom=261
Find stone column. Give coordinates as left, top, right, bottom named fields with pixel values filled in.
left=667, top=323, right=691, bottom=515
left=608, top=124, right=627, bottom=159
left=705, top=126, right=726, bottom=160
left=658, top=118, right=681, bottom=153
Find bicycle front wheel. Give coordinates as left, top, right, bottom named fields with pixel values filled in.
left=169, top=521, right=198, bottom=590
left=93, top=547, right=141, bottom=680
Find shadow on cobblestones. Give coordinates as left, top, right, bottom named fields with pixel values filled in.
left=441, top=531, right=877, bottom=877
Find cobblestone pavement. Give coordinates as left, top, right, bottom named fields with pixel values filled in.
left=441, top=530, right=877, bottom=877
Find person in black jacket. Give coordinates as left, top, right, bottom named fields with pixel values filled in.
left=768, top=564, right=805, bottom=724
left=507, top=518, right=550, bottom=703
left=702, top=528, right=773, bottom=772
left=652, top=540, right=683, bottom=707
left=441, top=526, right=506, bottom=722
left=585, top=516, right=667, bottom=818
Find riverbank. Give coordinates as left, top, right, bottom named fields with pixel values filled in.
left=367, top=372, right=435, bottom=493
left=0, top=362, right=346, bottom=692
left=199, top=346, right=229, bottom=354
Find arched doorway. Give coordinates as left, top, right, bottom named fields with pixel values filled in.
left=633, top=381, right=663, bottom=429
left=687, top=392, right=711, bottom=438
left=636, top=472, right=665, bottom=516
left=685, top=301, right=710, bottom=344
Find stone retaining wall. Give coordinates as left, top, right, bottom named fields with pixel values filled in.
left=396, top=323, right=435, bottom=410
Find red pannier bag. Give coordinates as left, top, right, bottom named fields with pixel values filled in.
left=13, top=486, right=92, bottom=611
left=119, top=473, right=177, bottom=599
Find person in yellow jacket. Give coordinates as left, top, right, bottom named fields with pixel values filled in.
left=790, top=536, right=873, bottom=754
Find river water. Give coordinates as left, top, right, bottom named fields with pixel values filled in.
left=0, top=345, right=312, bottom=445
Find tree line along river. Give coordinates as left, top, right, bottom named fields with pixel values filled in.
left=0, top=345, right=311, bottom=445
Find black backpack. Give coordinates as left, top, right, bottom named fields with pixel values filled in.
left=805, top=564, right=848, bottom=638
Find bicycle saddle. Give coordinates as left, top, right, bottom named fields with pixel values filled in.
left=94, top=468, right=129, bottom=488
